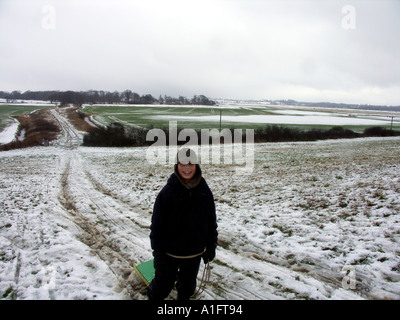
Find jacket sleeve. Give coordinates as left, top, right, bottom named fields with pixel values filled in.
left=206, top=189, right=218, bottom=248
left=150, top=188, right=167, bottom=252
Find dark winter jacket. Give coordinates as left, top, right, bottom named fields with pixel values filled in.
left=150, top=167, right=218, bottom=257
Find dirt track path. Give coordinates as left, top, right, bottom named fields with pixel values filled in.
left=58, top=152, right=153, bottom=299
left=51, top=108, right=151, bottom=298
left=50, top=108, right=83, bottom=149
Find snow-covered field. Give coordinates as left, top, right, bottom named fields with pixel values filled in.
left=153, top=113, right=393, bottom=126
left=83, top=102, right=400, bottom=129
left=1, top=109, right=400, bottom=300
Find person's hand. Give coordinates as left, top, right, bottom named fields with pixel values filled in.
left=202, top=245, right=216, bottom=264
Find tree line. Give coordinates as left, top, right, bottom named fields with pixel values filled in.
left=0, top=90, right=216, bottom=106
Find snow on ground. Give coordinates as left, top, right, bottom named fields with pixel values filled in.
left=152, top=114, right=392, bottom=126
left=0, top=122, right=19, bottom=145
left=1, top=109, right=400, bottom=300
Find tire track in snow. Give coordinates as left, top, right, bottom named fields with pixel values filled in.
left=50, top=108, right=81, bottom=149
left=199, top=247, right=364, bottom=300
left=59, top=153, right=153, bottom=299
left=52, top=109, right=152, bottom=299
left=84, top=169, right=151, bottom=229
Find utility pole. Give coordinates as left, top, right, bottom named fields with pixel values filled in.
left=219, top=108, right=222, bottom=131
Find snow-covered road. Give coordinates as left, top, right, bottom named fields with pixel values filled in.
left=1, top=109, right=399, bottom=299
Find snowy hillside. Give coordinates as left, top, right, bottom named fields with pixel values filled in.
left=1, top=109, right=399, bottom=300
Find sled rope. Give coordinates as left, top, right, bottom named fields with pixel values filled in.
left=193, top=260, right=211, bottom=298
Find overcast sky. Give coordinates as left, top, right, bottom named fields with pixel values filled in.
left=0, top=0, right=399, bottom=105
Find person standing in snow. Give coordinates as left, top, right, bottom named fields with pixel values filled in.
left=148, top=148, right=218, bottom=300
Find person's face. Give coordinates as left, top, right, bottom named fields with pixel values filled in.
left=177, top=163, right=196, bottom=181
